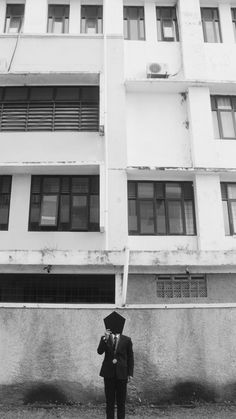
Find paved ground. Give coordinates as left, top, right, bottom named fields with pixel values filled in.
left=0, top=403, right=236, bottom=419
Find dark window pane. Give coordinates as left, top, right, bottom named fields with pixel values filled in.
left=4, top=87, right=28, bottom=101
left=30, top=87, right=54, bottom=101
left=183, top=183, right=193, bottom=199
left=60, top=195, right=70, bottom=223
left=168, top=201, right=183, bottom=234
left=0, top=176, right=11, bottom=193
left=128, top=200, right=137, bottom=232
left=227, top=184, right=236, bottom=199
left=71, top=196, right=87, bottom=230
left=184, top=201, right=195, bottom=235
left=72, top=177, right=89, bottom=194
left=166, top=183, right=181, bottom=199
left=42, top=177, right=60, bottom=193
left=220, top=112, right=235, bottom=138
left=230, top=202, right=236, bottom=233
left=90, top=195, right=99, bottom=225
left=90, top=176, right=99, bottom=194
left=156, top=183, right=164, bottom=198
left=128, top=182, right=136, bottom=199
left=139, top=201, right=155, bottom=234
left=222, top=201, right=230, bottom=235
left=30, top=195, right=41, bottom=223
left=56, top=87, right=80, bottom=101
left=138, top=183, right=154, bottom=198
left=156, top=200, right=166, bottom=234
left=221, top=183, right=227, bottom=200
left=0, top=195, right=10, bottom=225
left=212, top=111, right=220, bottom=138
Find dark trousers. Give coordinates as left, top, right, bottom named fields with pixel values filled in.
left=104, top=377, right=128, bottom=419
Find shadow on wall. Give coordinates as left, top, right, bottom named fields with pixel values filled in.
left=24, top=383, right=68, bottom=405
left=128, top=351, right=217, bottom=404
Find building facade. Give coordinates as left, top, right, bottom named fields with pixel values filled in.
left=1, top=0, right=236, bottom=404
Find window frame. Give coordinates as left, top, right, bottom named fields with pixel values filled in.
left=47, top=4, right=70, bottom=34
left=156, top=6, right=179, bottom=42
left=0, top=176, right=12, bottom=231
left=201, top=7, right=222, bottom=43
left=128, top=181, right=196, bottom=236
left=28, top=175, right=100, bottom=232
left=80, top=5, right=103, bottom=34
left=211, top=95, right=236, bottom=140
left=123, top=6, right=145, bottom=40
left=232, top=8, right=236, bottom=41
left=221, top=182, right=236, bottom=235
left=4, top=3, right=25, bottom=33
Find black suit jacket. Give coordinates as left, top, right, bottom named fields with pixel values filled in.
left=97, top=334, right=134, bottom=379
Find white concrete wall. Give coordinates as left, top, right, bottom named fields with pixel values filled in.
left=126, top=92, right=191, bottom=167
left=0, top=133, right=103, bottom=165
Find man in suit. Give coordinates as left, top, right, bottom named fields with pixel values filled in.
left=97, top=313, right=134, bottom=419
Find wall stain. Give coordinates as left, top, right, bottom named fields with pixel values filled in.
left=23, top=383, right=68, bottom=405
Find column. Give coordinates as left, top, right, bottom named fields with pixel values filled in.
left=178, top=0, right=206, bottom=79
left=219, top=4, right=235, bottom=44
left=194, top=174, right=225, bottom=250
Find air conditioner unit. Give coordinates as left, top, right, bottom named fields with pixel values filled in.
left=146, top=62, right=169, bottom=79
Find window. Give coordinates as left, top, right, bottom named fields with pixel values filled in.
left=221, top=183, right=236, bottom=235
left=81, top=6, right=103, bottom=34
left=211, top=96, right=236, bottom=139
left=156, top=275, right=207, bottom=298
left=156, top=7, right=179, bottom=41
left=47, top=5, right=69, bottom=33
left=0, top=176, right=12, bottom=231
left=123, top=6, right=145, bottom=40
left=201, top=8, right=221, bottom=43
left=0, top=274, right=115, bottom=303
left=128, top=181, right=196, bottom=235
left=29, top=176, right=99, bottom=231
left=232, top=9, right=236, bottom=41
left=4, top=4, right=24, bottom=33
left=0, top=86, right=99, bottom=132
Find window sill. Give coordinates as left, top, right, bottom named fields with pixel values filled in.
left=0, top=33, right=104, bottom=39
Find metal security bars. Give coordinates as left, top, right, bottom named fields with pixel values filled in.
left=29, top=175, right=99, bottom=231
left=0, top=274, right=115, bottom=303
left=0, top=86, right=99, bottom=132
left=211, top=96, right=236, bottom=139
left=0, top=176, right=12, bottom=231
left=156, top=275, right=207, bottom=298
left=128, top=181, right=196, bottom=235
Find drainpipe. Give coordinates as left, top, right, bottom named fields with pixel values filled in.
left=121, top=247, right=130, bottom=307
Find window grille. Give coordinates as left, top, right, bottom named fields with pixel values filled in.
left=81, top=6, right=103, bottom=34
left=29, top=175, right=99, bottom=231
left=0, top=176, right=12, bottom=231
left=123, top=6, right=145, bottom=40
left=201, top=8, right=222, bottom=43
left=156, top=7, right=179, bottom=41
left=0, top=86, right=99, bottom=132
left=211, top=96, right=236, bottom=139
left=128, top=181, right=196, bottom=235
left=0, top=274, right=115, bottom=303
left=156, top=275, right=207, bottom=298
left=47, top=5, right=70, bottom=34
left=4, top=4, right=25, bottom=33
left=221, top=183, right=236, bottom=235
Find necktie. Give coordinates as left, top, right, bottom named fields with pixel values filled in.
left=113, top=335, right=117, bottom=351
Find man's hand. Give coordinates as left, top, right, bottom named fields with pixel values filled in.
left=104, top=329, right=111, bottom=341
